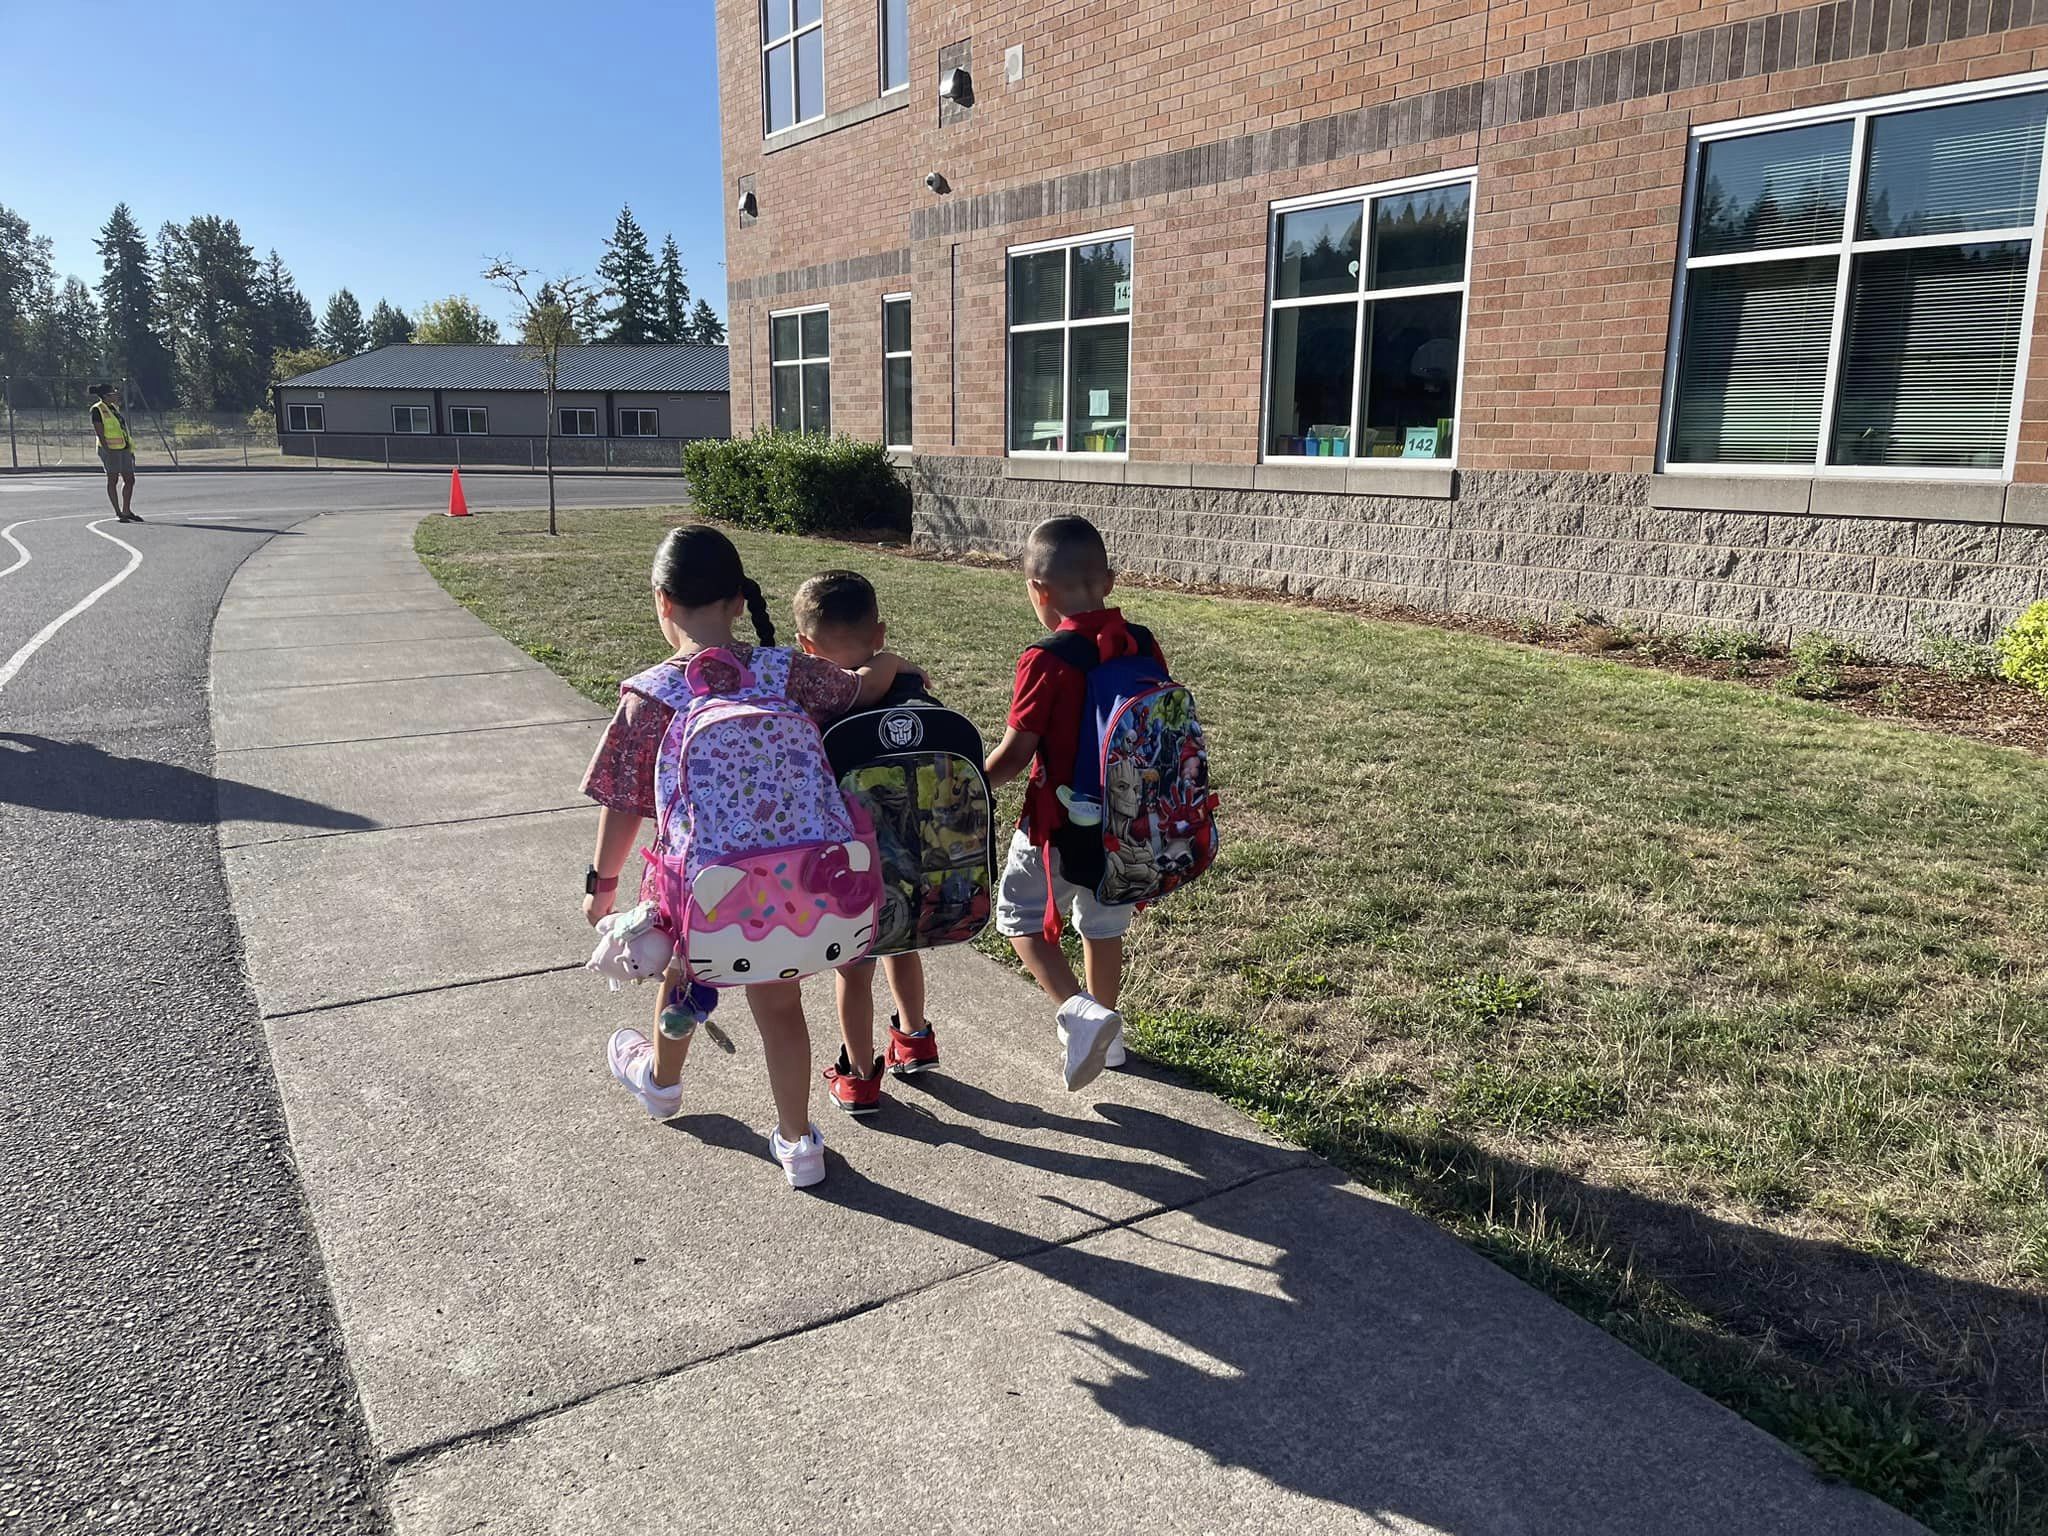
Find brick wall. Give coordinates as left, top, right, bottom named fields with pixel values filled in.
left=718, top=0, right=2048, bottom=648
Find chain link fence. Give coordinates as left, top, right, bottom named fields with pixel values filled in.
left=3, top=387, right=697, bottom=475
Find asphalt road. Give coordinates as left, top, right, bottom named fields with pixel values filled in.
left=0, top=471, right=688, bottom=1534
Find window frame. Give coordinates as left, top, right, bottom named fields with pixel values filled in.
left=391, top=405, right=429, bottom=435
left=1005, top=225, right=1136, bottom=459
left=879, top=0, right=909, bottom=95
left=559, top=407, right=599, bottom=437
left=1657, top=71, right=2048, bottom=482
left=882, top=291, right=913, bottom=450
left=286, top=403, right=324, bottom=433
left=448, top=406, right=488, bottom=436
left=617, top=407, right=660, bottom=438
left=768, top=302, right=832, bottom=434
left=1258, top=166, right=1477, bottom=470
left=762, top=0, right=825, bottom=137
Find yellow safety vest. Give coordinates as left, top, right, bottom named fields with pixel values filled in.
left=95, top=401, right=131, bottom=450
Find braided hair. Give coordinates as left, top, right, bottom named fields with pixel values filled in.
left=651, top=526, right=776, bottom=645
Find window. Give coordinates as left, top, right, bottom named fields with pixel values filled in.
left=618, top=408, right=660, bottom=437
left=1263, top=170, right=1472, bottom=461
left=1666, top=82, right=2048, bottom=475
left=559, top=408, right=598, bottom=436
left=762, top=0, right=823, bottom=135
left=880, top=0, right=908, bottom=92
left=883, top=294, right=912, bottom=448
left=286, top=403, right=324, bottom=432
left=392, top=405, right=429, bottom=434
left=770, top=306, right=831, bottom=432
left=1007, top=230, right=1133, bottom=454
left=449, top=407, right=488, bottom=435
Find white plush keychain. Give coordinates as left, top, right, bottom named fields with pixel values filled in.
left=585, top=901, right=678, bottom=990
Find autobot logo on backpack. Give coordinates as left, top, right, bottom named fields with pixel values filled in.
left=880, top=710, right=923, bottom=750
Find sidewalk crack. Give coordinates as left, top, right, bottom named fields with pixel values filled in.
left=383, top=1157, right=1321, bottom=1475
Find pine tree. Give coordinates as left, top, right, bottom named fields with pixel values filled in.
left=0, top=204, right=54, bottom=399
left=320, top=288, right=366, bottom=358
left=366, top=299, right=415, bottom=349
left=159, top=215, right=263, bottom=410
left=93, top=203, right=173, bottom=407
left=654, top=235, right=692, bottom=344
left=258, top=251, right=314, bottom=353
left=596, top=204, right=660, bottom=344
left=687, top=298, right=726, bottom=346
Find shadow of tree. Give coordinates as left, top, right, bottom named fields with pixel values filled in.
left=0, top=732, right=372, bottom=833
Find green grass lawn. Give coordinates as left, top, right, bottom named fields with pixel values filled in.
left=419, top=504, right=2048, bottom=1534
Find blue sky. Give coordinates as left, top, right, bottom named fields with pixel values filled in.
left=1, top=1, right=728, bottom=332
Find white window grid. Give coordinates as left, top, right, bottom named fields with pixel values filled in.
left=618, top=408, right=660, bottom=437
left=392, top=405, right=429, bottom=434
left=559, top=408, right=598, bottom=437
left=762, top=0, right=824, bottom=136
left=1006, top=226, right=1135, bottom=458
left=770, top=303, right=831, bottom=433
left=449, top=407, right=488, bottom=435
left=1259, top=166, right=1477, bottom=469
left=882, top=292, right=912, bottom=450
left=287, top=404, right=324, bottom=433
left=1657, top=70, right=2048, bottom=481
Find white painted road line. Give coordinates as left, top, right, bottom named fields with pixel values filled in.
left=0, top=519, right=144, bottom=693
left=0, top=513, right=100, bottom=580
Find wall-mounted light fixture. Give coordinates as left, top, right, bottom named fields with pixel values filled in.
left=939, top=67, right=973, bottom=107
left=736, top=189, right=759, bottom=219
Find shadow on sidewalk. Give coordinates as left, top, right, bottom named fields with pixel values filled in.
left=0, top=732, right=372, bottom=833
left=673, top=1062, right=2043, bottom=1532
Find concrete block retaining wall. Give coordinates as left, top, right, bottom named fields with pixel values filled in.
left=909, top=457, right=2048, bottom=656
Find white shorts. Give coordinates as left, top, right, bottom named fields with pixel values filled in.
left=995, top=830, right=1135, bottom=942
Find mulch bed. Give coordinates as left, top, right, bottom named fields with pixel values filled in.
left=902, top=543, right=2048, bottom=756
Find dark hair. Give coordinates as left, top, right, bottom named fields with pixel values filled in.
left=90, top=382, right=111, bottom=398
left=792, top=569, right=878, bottom=635
left=1023, top=515, right=1110, bottom=588
left=651, top=525, right=774, bottom=644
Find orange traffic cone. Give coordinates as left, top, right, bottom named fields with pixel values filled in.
left=447, top=467, right=470, bottom=517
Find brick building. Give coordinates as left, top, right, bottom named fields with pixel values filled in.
left=718, top=0, right=2048, bottom=651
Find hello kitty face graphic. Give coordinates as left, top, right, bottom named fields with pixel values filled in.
left=683, top=840, right=880, bottom=985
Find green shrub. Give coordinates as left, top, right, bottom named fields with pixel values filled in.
left=1914, top=626, right=2001, bottom=681
left=1682, top=625, right=1770, bottom=662
left=1783, top=632, right=1858, bottom=699
left=682, top=430, right=908, bottom=536
left=1996, top=599, right=2048, bottom=696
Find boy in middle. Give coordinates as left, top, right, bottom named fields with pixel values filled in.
left=793, top=570, right=942, bottom=1116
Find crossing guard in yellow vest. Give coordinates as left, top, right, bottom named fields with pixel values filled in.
left=89, top=383, right=142, bottom=523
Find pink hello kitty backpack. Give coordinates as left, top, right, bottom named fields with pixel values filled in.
left=624, top=648, right=881, bottom=987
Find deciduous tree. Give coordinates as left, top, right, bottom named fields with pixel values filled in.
left=159, top=215, right=262, bottom=410
left=486, top=258, right=593, bottom=536
left=414, top=295, right=501, bottom=345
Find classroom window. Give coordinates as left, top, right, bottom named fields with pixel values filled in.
left=770, top=306, right=831, bottom=433
left=559, top=408, right=598, bottom=436
left=286, top=403, right=324, bottom=432
left=883, top=294, right=912, bottom=447
left=1263, top=171, right=1472, bottom=461
left=762, top=0, right=824, bottom=135
left=449, top=407, right=488, bottom=435
left=880, top=0, right=908, bottom=92
left=617, top=408, right=660, bottom=437
left=1666, top=84, right=2048, bottom=474
left=1007, top=230, right=1132, bottom=454
left=391, top=405, right=429, bottom=434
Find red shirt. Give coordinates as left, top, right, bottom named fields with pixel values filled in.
left=1007, top=608, right=1167, bottom=842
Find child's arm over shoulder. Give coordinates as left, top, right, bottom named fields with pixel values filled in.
left=786, top=649, right=930, bottom=721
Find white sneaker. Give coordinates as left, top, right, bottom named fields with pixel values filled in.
left=1103, top=1029, right=1127, bottom=1070
left=608, top=1028, right=683, bottom=1120
left=770, top=1123, right=827, bottom=1189
left=1056, top=995, right=1122, bottom=1092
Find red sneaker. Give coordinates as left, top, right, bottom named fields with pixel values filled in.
left=823, top=1050, right=884, bottom=1116
left=885, top=1017, right=940, bottom=1077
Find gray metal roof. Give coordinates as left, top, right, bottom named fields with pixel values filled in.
left=279, top=343, right=729, bottom=394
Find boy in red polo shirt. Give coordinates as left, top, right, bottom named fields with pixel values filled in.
left=984, top=515, right=1166, bottom=1091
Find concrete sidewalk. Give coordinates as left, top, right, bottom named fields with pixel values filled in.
left=213, top=511, right=1922, bottom=1534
